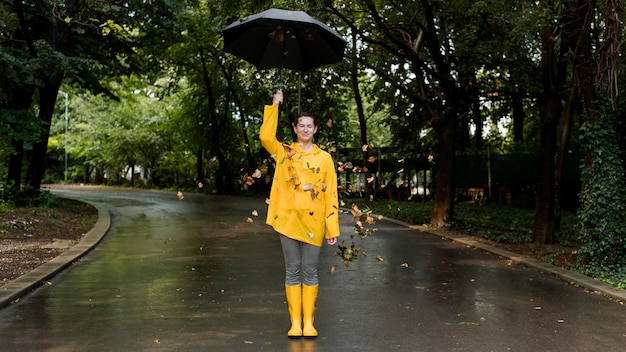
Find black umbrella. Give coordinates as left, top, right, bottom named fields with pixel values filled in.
left=222, top=8, right=347, bottom=72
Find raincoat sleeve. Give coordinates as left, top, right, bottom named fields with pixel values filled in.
left=324, top=155, right=340, bottom=239
left=260, top=105, right=282, bottom=156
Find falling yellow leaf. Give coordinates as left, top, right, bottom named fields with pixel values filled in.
left=177, top=191, right=184, bottom=201
left=398, top=158, right=405, bottom=163
left=153, top=338, right=161, bottom=345
left=375, top=255, right=384, bottom=262
left=428, top=154, right=434, bottom=163
left=330, top=264, right=337, bottom=276
left=362, top=144, right=369, bottom=152
left=397, top=168, right=404, bottom=174
left=252, top=210, right=258, bottom=217
left=367, top=176, right=375, bottom=183
left=326, top=119, right=333, bottom=128
left=198, top=182, right=204, bottom=188
left=265, top=197, right=271, bottom=205
left=329, top=146, right=337, bottom=153
left=401, top=263, right=409, bottom=268
left=246, top=217, right=254, bottom=223
left=252, top=169, right=262, bottom=178
left=367, top=156, right=377, bottom=163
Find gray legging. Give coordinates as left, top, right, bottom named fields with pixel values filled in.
left=279, top=234, right=322, bottom=286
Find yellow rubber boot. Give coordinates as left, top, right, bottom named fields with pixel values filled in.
left=302, top=284, right=319, bottom=338
left=285, top=284, right=302, bottom=338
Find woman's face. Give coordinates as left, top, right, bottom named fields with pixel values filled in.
left=293, top=116, right=317, bottom=144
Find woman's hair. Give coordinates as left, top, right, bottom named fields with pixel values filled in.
left=292, top=112, right=317, bottom=127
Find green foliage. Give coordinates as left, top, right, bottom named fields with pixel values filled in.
left=356, top=200, right=578, bottom=244
left=0, top=186, right=54, bottom=207
left=51, top=76, right=181, bottom=185
left=577, top=96, right=626, bottom=278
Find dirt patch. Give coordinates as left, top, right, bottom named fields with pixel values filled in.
left=0, top=198, right=97, bottom=286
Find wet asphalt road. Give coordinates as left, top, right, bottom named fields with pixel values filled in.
left=0, top=187, right=625, bottom=351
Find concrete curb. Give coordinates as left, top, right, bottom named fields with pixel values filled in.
left=0, top=199, right=111, bottom=309
left=379, top=216, right=626, bottom=302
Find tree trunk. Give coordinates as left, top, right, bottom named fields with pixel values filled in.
left=431, top=109, right=457, bottom=227
left=199, top=47, right=232, bottom=194
left=472, top=91, right=483, bottom=149
left=25, top=76, right=63, bottom=190
left=350, top=35, right=373, bottom=198
left=220, top=62, right=255, bottom=173
left=554, top=81, right=576, bottom=227
left=195, top=148, right=204, bottom=184
left=5, top=89, right=34, bottom=188
left=511, top=91, right=524, bottom=143
left=532, top=26, right=563, bottom=244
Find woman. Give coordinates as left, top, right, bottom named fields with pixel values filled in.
left=260, top=90, right=340, bottom=339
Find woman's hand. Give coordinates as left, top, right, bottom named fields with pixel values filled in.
left=272, top=90, right=283, bottom=105
left=326, top=237, right=337, bottom=246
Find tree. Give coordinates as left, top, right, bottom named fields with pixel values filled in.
left=57, top=76, right=177, bottom=185
left=328, top=0, right=520, bottom=227
left=575, top=0, right=626, bottom=274
left=1, top=0, right=180, bottom=192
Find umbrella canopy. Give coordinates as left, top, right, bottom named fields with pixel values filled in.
left=222, top=8, right=347, bottom=71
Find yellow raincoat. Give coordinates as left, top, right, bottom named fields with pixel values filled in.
left=260, top=105, right=340, bottom=246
